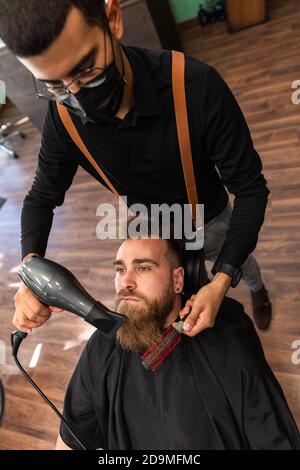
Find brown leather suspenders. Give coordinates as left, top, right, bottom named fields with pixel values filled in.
left=56, top=50, right=199, bottom=225
left=56, top=103, right=119, bottom=197
left=171, top=50, right=198, bottom=226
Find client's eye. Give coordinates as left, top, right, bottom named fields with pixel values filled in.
left=115, top=267, right=125, bottom=273
left=138, top=266, right=151, bottom=272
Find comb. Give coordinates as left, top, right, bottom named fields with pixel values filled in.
left=140, top=315, right=188, bottom=372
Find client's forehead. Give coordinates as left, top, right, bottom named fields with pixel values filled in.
left=115, top=238, right=168, bottom=265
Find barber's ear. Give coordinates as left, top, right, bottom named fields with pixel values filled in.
left=173, top=266, right=184, bottom=293
left=106, top=0, right=124, bottom=40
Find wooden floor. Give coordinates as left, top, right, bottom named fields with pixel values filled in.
left=0, top=0, right=299, bottom=449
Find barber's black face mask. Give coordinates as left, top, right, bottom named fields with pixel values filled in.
left=61, top=42, right=126, bottom=124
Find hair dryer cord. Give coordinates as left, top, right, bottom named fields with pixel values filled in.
left=11, top=331, right=86, bottom=450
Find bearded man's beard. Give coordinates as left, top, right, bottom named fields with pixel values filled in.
left=115, top=280, right=175, bottom=353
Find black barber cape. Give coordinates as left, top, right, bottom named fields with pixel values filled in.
left=60, top=296, right=300, bottom=450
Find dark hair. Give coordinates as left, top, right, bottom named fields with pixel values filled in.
left=125, top=215, right=185, bottom=269
left=0, top=0, right=107, bottom=57
left=165, top=238, right=184, bottom=270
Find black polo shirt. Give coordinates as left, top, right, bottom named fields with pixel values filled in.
left=21, top=44, right=270, bottom=269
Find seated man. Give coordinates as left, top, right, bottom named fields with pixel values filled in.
left=56, top=234, right=300, bottom=450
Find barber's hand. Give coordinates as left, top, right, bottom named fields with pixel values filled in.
left=173, top=272, right=232, bottom=337
left=13, top=281, right=64, bottom=334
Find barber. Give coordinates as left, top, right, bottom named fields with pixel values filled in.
left=0, top=0, right=271, bottom=336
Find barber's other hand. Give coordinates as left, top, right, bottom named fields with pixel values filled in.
left=173, top=272, right=232, bottom=337
left=13, top=281, right=64, bottom=334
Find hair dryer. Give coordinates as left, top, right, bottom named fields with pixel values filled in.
left=12, top=256, right=125, bottom=356
left=18, top=255, right=124, bottom=332
left=11, top=256, right=126, bottom=450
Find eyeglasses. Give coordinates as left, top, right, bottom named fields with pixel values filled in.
left=32, top=65, right=107, bottom=101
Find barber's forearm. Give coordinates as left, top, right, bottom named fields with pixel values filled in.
left=22, top=252, right=41, bottom=262
left=212, top=241, right=248, bottom=271
left=21, top=240, right=49, bottom=263
left=210, top=271, right=232, bottom=296
left=213, top=188, right=270, bottom=270
left=21, top=201, right=54, bottom=260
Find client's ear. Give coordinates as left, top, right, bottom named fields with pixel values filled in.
left=173, top=266, right=184, bottom=293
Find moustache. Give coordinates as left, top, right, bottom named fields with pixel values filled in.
left=116, top=290, right=147, bottom=302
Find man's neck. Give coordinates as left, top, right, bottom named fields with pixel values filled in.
left=163, top=298, right=182, bottom=328
left=115, top=47, right=134, bottom=120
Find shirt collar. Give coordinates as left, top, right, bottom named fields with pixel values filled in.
left=116, top=44, right=163, bottom=129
